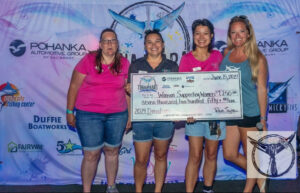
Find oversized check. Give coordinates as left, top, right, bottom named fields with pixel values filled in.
left=131, top=71, right=243, bottom=121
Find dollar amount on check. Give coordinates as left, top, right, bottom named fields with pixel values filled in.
left=131, top=71, right=243, bottom=121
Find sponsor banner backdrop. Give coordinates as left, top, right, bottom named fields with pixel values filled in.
left=0, top=0, right=299, bottom=184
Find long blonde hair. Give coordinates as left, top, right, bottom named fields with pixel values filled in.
left=226, top=16, right=263, bottom=82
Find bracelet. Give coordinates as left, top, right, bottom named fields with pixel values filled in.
left=260, top=116, right=267, bottom=121
left=66, top=109, right=74, bottom=114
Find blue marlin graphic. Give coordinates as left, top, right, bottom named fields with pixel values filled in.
left=0, top=82, right=18, bottom=111
left=268, top=76, right=293, bottom=103
left=108, top=2, right=185, bottom=35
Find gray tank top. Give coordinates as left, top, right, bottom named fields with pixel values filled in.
left=220, top=51, right=260, bottom=116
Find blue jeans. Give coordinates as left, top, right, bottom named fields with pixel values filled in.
left=76, top=109, right=128, bottom=150
left=132, top=121, right=174, bottom=142
left=185, top=121, right=226, bottom=140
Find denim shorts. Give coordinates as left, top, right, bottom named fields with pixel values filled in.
left=226, top=115, right=260, bottom=127
left=185, top=121, right=226, bottom=140
left=75, top=109, right=128, bottom=150
left=132, top=121, right=174, bottom=142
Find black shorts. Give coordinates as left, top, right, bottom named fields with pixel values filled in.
left=226, top=115, right=260, bottom=127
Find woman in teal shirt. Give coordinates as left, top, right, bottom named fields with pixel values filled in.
left=220, top=15, right=268, bottom=193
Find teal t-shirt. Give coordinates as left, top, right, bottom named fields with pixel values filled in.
left=220, top=51, right=260, bottom=117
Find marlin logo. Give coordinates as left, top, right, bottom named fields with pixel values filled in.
left=0, top=82, right=18, bottom=111
left=108, top=2, right=185, bottom=35
left=225, top=66, right=240, bottom=72
left=268, top=76, right=293, bottom=103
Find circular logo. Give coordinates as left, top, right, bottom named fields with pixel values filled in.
left=251, top=134, right=295, bottom=177
left=9, top=40, right=26, bottom=57
left=109, top=1, right=190, bottom=62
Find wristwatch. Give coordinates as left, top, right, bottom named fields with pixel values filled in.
left=260, top=116, right=267, bottom=121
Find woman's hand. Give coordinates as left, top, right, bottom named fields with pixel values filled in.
left=186, top=117, right=196, bottom=124
left=261, top=119, right=267, bottom=131
left=125, top=83, right=131, bottom=94
left=125, top=116, right=132, bottom=134
left=67, top=113, right=76, bottom=128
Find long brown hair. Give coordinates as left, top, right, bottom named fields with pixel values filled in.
left=94, top=28, right=121, bottom=74
left=227, top=15, right=263, bottom=82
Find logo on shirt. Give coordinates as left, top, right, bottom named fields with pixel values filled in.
left=224, top=66, right=240, bottom=72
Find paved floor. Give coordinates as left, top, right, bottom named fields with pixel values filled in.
left=0, top=176, right=299, bottom=192
left=1, top=154, right=299, bottom=192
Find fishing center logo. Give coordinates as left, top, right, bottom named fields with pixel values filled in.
left=0, top=82, right=35, bottom=111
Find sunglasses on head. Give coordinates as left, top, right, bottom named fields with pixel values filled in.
left=231, top=15, right=248, bottom=20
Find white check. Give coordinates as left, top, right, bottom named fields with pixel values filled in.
left=131, top=71, right=243, bottom=121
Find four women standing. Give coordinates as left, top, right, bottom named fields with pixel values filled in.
left=67, top=14, right=268, bottom=193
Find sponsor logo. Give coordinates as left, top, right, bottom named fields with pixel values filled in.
left=138, top=76, right=158, bottom=92
left=162, top=76, right=182, bottom=82
left=28, top=115, right=68, bottom=130
left=56, top=139, right=82, bottom=154
left=30, top=42, right=87, bottom=59
left=268, top=76, right=295, bottom=113
left=8, top=141, right=43, bottom=152
left=258, top=39, right=288, bottom=56
left=247, top=131, right=296, bottom=179
left=0, top=82, right=35, bottom=111
left=9, top=40, right=88, bottom=59
left=162, top=85, right=171, bottom=89
left=9, top=40, right=26, bottom=56
left=186, top=76, right=194, bottom=83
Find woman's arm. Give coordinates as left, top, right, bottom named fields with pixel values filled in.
left=256, top=53, right=268, bottom=131
left=66, top=70, right=86, bottom=127
left=125, top=91, right=131, bottom=131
